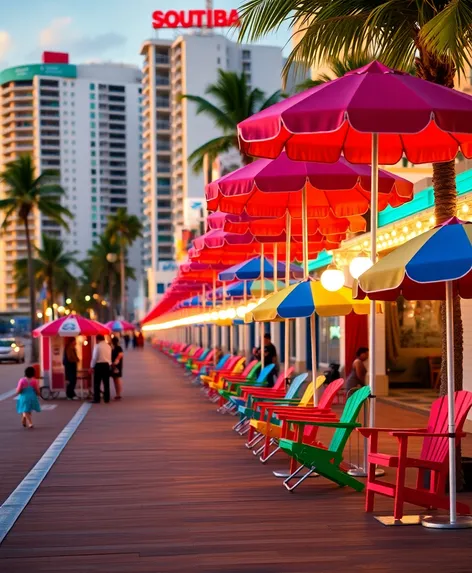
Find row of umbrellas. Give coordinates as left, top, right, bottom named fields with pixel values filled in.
left=143, top=61, right=472, bottom=528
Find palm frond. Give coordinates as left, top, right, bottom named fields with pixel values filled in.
left=178, top=94, right=235, bottom=131
left=187, top=135, right=236, bottom=174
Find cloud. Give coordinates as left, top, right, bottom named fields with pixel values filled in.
left=0, top=31, right=13, bottom=62
left=38, top=17, right=126, bottom=58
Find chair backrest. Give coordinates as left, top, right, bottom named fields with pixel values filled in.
left=197, top=349, right=210, bottom=361
left=255, top=363, right=276, bottom=385
left=272, top=367, right=294, bottom=392
left=421, top=390, right=472, bottom=465
left=204, top=349, right=215, bottom=362
left=318, top=378, right=345, bottom=409
left=240, top=359, right=259, bottom=378
left=285, top=372, right=309, bottom=399
left=299, top=375, right=326, bottom=407
left=215, top=354, right=230, bottom=370
left=328, top=386, right=371, bottom=454
left=220, top=355, right=239, bottom=372
left=231, top=357, right=246, bottom=374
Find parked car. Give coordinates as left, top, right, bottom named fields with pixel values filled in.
left=0, top=338, right=25, bottom=363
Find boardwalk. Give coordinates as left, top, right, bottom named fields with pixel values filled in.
left=1, top=347, right=472, bottom=572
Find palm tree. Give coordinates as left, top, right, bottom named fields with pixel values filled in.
left=238, top=1, right=472, bottom=398
left=180, top=69, right=284, bottom=173
left=294, top=54, right=416, bottom=92
left=15, top=234, right=78, bottom=319
left=105, top=209, right=142, bottom=319
left=0, top=155, right=72, bottom=360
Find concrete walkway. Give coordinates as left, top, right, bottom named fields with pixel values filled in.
left=0, top=347, right=471, bottom=573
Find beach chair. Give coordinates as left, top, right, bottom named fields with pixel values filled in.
left=359, top=390, right=472, bottom=522
left=201, top=356, right=245, bottom=389
left=247, top=376, right=330, bottom=460
left=217, top=364, right=275, bottom=414
left=279, top=386, right=371, bottom=492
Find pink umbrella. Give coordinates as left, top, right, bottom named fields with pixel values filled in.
left=238, top=61, right=472, bottom=164
left=33, top=315, right=110, bottom=337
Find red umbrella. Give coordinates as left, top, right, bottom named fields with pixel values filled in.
left=238, top=61, right=472, bottom=164
left=33, top=315, right=110, bottom=337
left=206, top=154, right=411, bottom=217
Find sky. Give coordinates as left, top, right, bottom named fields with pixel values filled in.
left=0, top=0, right=291, bottom=69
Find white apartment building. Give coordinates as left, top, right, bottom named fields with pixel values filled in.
left=0, top=53, right=142, bottom=317
left=141, top=34, right=283, bottom=309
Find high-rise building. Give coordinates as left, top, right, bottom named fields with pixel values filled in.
left=0, top=52, right=142, bottom=316
left=140, top=34, right=283, bottom=309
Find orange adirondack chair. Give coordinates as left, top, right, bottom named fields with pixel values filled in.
left=359, top=390, right=472, bottom=521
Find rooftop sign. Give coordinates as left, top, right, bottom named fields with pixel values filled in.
left=152, top=9, right=240, bottom=29
left=0, top=63, right=77, bottom=85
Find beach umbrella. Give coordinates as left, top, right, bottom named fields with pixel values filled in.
left=355, top=217, right=472, bottom=529
left=33, top=315, right=110, bottom=337
left=105, top=320, right=136, bottom=332
left=246, top=277, right=371, bottom=401
left=237, top=60, right=472, bottom=452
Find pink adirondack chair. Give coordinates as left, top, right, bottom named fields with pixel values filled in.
left=239, top=368, right=295, bottom=401
left=359, top=390, right=472, bottom=521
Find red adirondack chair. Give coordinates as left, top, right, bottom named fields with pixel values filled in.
left=239, top=368, right=294, bottom=402
left=359, top=390, right=472, bottom=521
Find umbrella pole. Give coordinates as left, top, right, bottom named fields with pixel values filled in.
left=284, top=213, right=291, bottom=378
left=302, top=186, right=317, bottom=403
left=273, top=244, right=278, bottom=292
left=422, top=281, right=472, bottom=529
left=243, top=281, right=248, bottom=361
left=260, top=244, right=265, bottom=369
left=229, top=296, right=234, bottom=355
left=213, top=271, right=217, bottom=366
left=368, top=132, right=379, bottom=429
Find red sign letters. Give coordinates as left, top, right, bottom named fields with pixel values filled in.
left=152, top=9, right=240, bottom=29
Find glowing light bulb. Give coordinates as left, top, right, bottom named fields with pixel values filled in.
left=320, top=267, right=344, bottom=292
left=416, top=221, right=422, bottom=229
left=403, top=226, right=408, bottom=233
left=429, top=216, right=435, bottom=225
left=462, top=204, right=469, bottom=213
left=391, top=230, right=396, bottom=237
left=349, top=254, right=373, bottom=279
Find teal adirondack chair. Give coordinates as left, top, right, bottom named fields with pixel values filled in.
left=279, top=386, right=371, bottom=492
left=218, top=363, right=275, bottom=403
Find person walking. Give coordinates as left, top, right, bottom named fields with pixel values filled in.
left=64, top=338, right=80, bottom=400
left=91, top=334, right=112, bottom=403
left=132, top=332, right=138, bottom=349
left=263, top=333, right=279, bottom=388
left=111, top=337, right=124, bottom=400
left=137, top=331, right=144, bottom=349
left=123, top=333, right=130, bottom=350
left=16, top=366, right=41, bottom=429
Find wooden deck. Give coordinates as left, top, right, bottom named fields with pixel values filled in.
left=1, top=347, right=472, bottom=572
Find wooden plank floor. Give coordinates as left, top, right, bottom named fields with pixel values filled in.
left=1, top=347, right=472, bottom=572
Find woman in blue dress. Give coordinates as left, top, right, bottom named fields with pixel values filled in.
left=16, top=366, right=41, bottom=429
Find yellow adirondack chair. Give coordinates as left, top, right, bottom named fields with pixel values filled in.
left=204, top=357, right=246, bottom=390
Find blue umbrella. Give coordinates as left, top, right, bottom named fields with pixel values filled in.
left=218, top=256, right=303, bottom=281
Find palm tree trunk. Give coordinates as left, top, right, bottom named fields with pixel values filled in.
left=120, top=242, right=126, bottom=319
left=24, top=218, right=38, bottom=362
left=49, top=275, right=55, bottom=321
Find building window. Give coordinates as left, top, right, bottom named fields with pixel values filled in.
left=90, top=83, right=95, bottom=90
left=92, top=197, right=97, bottom=202
left=157, top=283, right=165, bottom=294
left=92, top=187, right=97, bottom=193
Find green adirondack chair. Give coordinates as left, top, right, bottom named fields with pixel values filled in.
left=279, top=386, right=371, bottom=492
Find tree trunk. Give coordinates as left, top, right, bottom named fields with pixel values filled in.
left=120, top=242, right=126, bottom=319
left=24, top=218, right=38, bottom=362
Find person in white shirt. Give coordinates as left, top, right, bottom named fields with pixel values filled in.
left=91, top=334, right=112, bottom=403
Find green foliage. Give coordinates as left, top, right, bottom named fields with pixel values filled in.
left=238, top=0, right=472, bottom=81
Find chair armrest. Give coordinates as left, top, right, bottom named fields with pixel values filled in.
left=390, top=430, right=466, bottom=439
left=282, top=419, right=358, bottom=429
left=358, top=427, right=428, bottom=438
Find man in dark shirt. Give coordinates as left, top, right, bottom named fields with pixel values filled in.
left=263, top=333, right=278, bottom=387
